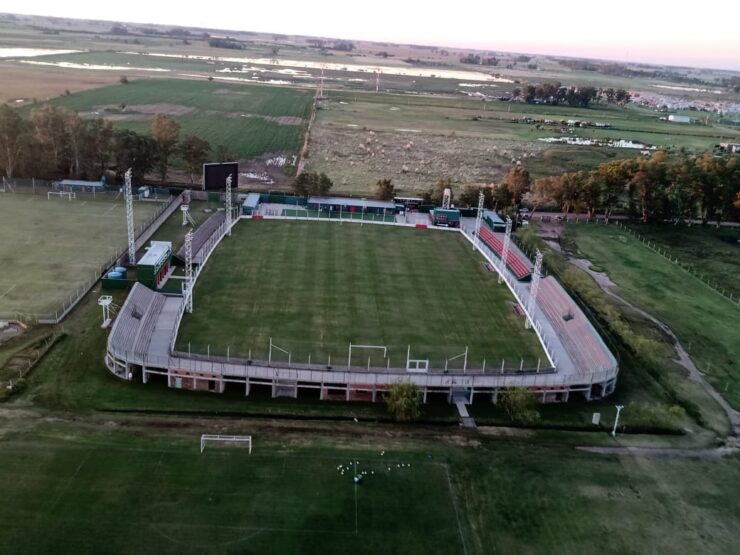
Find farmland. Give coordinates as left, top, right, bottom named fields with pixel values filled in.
left=306, top=90, right=739, bottom=196
left=47, top=79, right=313, bottom=162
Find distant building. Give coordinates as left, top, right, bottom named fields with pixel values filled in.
left=668, top=114, right=691, bottom=124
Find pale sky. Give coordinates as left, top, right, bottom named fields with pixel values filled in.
left=3, top=1, right=739, bottom=71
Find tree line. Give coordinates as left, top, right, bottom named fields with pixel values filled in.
left=456, top=152, right=739, bottom=225
left=0, top=104, right=232, bottom=185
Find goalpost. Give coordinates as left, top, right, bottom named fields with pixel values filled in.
left=47, top=191, right=76, bottom=200
left=200, top=434, right=252, bottom=454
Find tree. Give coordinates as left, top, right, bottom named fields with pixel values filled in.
left=426, top=177, right=453, bottom=206
left=0, top=104, right=26, bottom=179
left=385, top=381, right=422, bottom=422
left=112, top=129, right=158, bottom=184
left=83, top=118, right=115, bottom=178
left=215, top=144, right=235, bottom=163
left=180, top=135, right=211, bottom=184
left=31, top=104, right=69, bottom=177
left=292, top=171, right=333, bottom=196
left=502, top=166, right=531, bottom=207
left=151, top=114, right=180, bottom=184
left=499, top=387, right=540, bottom=425
left=375, top=178, right=396, bottom=200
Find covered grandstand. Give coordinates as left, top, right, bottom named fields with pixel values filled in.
left=477, top=225, right=533, bottom=280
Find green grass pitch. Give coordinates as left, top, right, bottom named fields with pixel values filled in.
left=0, top=437, right=464, bottom=554
left=0, top=192, right=162, bottom=318
left=176, top=220, right=545, bottom=368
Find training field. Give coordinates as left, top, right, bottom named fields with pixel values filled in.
left=0, top=436, right=464, bottom=554
left=0, top=192, right=162, bottom=318
left=177, top=220, right=545, bottom=368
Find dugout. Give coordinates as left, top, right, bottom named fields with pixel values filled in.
left=307, top=196, right=397, bottom=215
left=242, top=192, right=261, bottom=215
left=484, top=210, right=506, bottom=232
left=54, top=178, right=107, bottom=193
left=137, top=241, right=173, bottom=290
left=430, top=208, right=461, bottom=228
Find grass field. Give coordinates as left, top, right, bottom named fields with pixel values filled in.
left=177, top=220, right=545, bottom=369
left=49, top=79, right=313, bottom=161
left=626, top=224, right=740, bottom=299
left=563, top=222, right=740, bottom=410
left=0, top=192, right=162, bottom=319
left=0, top=421, right=738, bottom=554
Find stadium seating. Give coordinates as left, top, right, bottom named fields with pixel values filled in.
left=478, top=226, right=533, bottom=280
left=537, top=277, right=614, bottom=373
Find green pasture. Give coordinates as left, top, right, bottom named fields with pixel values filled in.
left=563, top=222, right=740, bottom=409
left=177, top=220, right=545, bottom=368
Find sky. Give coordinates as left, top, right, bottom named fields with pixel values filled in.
left=3, top=0, right=740, bottom=71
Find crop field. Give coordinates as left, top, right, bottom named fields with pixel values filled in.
left=0, top=191, right=162, bottom=319
left=49, top=79, right=313, bottom=161
left=176, top=220, right=545, bottom=369
left=563, top=222, right=740, bottom=410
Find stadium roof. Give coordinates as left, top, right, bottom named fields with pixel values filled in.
left=308, top=196, right=396, bottom=210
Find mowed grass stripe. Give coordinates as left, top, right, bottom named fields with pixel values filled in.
left=177, top=221, right=544, bottom=368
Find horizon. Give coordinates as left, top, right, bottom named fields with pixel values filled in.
left=2, top=1, right=740, bottom=72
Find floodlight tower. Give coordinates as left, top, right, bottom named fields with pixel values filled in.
left=525, top=249, right=543, bottom=329
left=498, top=216, right=512, bottom=284
left=184, top=230, right=194, bottom=313
left=124, top=168, right=136, bottom=265
left=442, top=188, right=452, bottom=210
left=225, top=173, right=233, bottom=237
left=318, top=66, right=325, bottom=98
left=375, top=71, right=380, bottom=93
left=473, top=190, right=484, bottom=250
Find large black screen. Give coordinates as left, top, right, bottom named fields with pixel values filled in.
left=203, top=162, right=239, bottom=190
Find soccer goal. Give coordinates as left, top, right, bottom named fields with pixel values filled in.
left=47, top=191, right=76, bottom=201
left=200, top=434, right=252, bottom=454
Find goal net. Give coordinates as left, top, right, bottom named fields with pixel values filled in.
left=200, top=434, right=252, bottom=454
left=47, top=191, right=76, bottom=200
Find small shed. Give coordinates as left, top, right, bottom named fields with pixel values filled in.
left=242, top=192, right=261, bottom=215
left=137, top=241, right=173, bottom=290
left=668, top=114, right=691, bottom=124
left=430, top=208, right=461, bottom=228
left=484, top=210, right=506, bottom=232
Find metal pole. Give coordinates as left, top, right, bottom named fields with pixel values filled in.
left=612, top=405, right=624, bottom=437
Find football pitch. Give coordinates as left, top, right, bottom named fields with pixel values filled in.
left=0, top=192, right=163, bottom=318
left=0, top=437, right=465, bottom=554
left=176, top=220, right=545, bottom=369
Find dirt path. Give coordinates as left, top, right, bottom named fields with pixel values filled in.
left=577, top=444, right=739, bottom=459
left=536, top=222, right=740, bottom=436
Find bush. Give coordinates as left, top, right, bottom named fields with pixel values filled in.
left=386, top=381, right=422, bottom=422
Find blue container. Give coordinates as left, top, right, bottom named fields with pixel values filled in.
left=114, top=266, right=128, bottom=278
left=107, top=271, right=123, bottom=280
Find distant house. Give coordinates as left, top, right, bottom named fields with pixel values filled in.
left=668, top=114, right=691, bottom=124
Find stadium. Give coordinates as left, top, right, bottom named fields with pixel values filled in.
left=104, top=182, right=619, bottom=407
